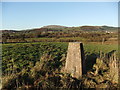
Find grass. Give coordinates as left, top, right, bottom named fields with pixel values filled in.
left=2, top=42, right=118, bottom=89
left=2, top=42, right=118, bottom=53
left=11, top=37, right=87, bottom=42
left=84, top=43, right=118, bottom=54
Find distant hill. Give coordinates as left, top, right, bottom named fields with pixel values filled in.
left=80, top=26, right=102, bottom=31
left=1, top=30, right=19, bottom=34
left=2, top=25, right=118, bottom=43
left=1, top=25, right=118, bottom=34
left=41, top=25, right=67, bottom=29
left=79, top=26, right=117, bottom=32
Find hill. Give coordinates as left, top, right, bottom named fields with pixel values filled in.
left=1, top=25, right=118, bottom=34
left=41, top=25, right=67, bottom=29
left=1, top=25, right=118, bottom=43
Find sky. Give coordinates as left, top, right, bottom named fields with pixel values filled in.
left=1, top=2, right=118, bottom=30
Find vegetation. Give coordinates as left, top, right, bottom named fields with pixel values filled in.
left=1, top=25, right=118, bottom=89
left=1, top=25, right=118, bottom=43
left=1, top=42, right=118, bottom=89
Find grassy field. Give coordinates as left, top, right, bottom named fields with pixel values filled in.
left=1, top=42, right=118, bottom=89
left=24, top=37, right=87, bottom=42
left=2, top=42, right=118, bottom=73
left=2, top=42, right=118, bottom=53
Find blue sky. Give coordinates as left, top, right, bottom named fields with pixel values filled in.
left=1, top=2, right=118, bottom=30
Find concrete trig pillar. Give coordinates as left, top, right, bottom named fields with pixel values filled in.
left=65, top=42, right=86, bottom=79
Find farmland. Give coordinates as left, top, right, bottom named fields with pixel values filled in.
left=1, top=25, right=118, bottom=43
left=2, top=42, right=118, bottom=89
left=1, top=1, right=119, bottom=89
left=1, top=25, right=119, bottom=89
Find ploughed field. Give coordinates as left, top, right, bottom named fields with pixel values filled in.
left=1, top=42, right=118, bottom=89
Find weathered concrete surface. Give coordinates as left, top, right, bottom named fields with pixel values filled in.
left=65, top=42, right=86, bottom=78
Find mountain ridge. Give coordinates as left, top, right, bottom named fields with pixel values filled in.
left=1, top=25, right=118, bottom=33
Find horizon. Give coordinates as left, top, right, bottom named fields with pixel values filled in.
left=1, top=2, right=118, bottom=30
left=1, top=24, right=118, bottom=31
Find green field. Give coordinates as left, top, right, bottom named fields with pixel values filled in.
left=2, top=42, right=118, bottom=89
left=24, top=37, right=87, bottom=42
left=3, top=42, right=118, bottom=54
left=2, top=42, right=118, bottom=73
